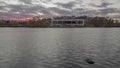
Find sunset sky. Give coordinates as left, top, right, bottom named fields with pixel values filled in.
left=0, top=0, right=120, bottom=18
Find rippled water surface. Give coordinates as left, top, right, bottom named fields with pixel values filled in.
left=0, top=28, right=120, bottom=68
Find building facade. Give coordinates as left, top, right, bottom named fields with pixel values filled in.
left=51, top=18, right=84, bottom=27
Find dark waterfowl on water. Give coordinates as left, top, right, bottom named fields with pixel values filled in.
left=85, top=59, right=95, bottom=64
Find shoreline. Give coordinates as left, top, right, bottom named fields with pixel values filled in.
left=0, top=26, right=120, bottom=28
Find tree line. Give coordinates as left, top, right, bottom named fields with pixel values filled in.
left=0, top=16, right=120, bottom=27
left=0, top=18, right=51, bottom=27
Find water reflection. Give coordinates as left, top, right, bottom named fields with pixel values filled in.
left=0, top=28, right=120, bottom=68
left=55, top=29, right=84, bottom=68
left=9, top=30, right=37, bottom=68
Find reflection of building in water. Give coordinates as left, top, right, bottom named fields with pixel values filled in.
left=51, top=18, right=84, bottom=27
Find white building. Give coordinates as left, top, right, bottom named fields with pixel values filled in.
left=51, top=18, right=84, bottom=27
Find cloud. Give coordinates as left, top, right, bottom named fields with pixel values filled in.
left=107, top=13, right=120, bottom=18
left=56, top=2, right=76, bottom=9
left=100, top=8, right=116, bottom=14
left=90, top=2, right=112, bottom=8
left=19, top=0, right=32, bottom=4
left=0, top=0, right=119, bottom=18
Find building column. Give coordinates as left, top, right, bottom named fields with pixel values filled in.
left=50, top=20, right=53, bottom=27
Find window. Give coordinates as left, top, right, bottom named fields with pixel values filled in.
left=78, top=21, right=83, bottom=24
left=58, top=21, right=62, bottom=24
left=63, top=21, right=71, bottom=24
left=53, top=21, right=57, bottom=24
left=72, top=21, right=76, bottom=24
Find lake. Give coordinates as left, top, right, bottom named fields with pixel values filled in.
left=0, top=28, right=120, bottom=68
